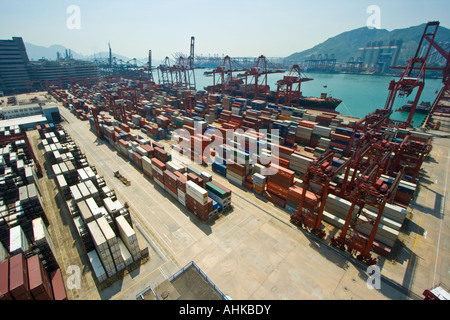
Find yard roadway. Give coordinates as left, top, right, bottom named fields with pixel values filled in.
left=55, top=103, right=449, bottom=300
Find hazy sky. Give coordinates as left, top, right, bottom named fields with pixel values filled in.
left=1, top=0, right=449, bottom=61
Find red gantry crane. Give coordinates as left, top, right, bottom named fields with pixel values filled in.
left=237, top=55, right=284, bottom=100
left=290, top=149, right=352, bottom=239
left=330, top=153, right=402, bottom=265
left=275, top=65, right=313, bottom=107
left=421, top=22, right=450, bottom=131
left=203, top=55, right=247, bottom=95
left=385, top=21, right=440, bottom=128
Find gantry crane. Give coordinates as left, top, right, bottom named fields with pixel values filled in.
left=203, top=55, right=247, bottom=95
left=237, top=55, right=284, bottom=100
left=158, top=37, right=197, bottom=90
left=384, top=21, right=440, bottom=128
left=157, top=57, right=173, bottom=87
left=421, top=22, right=450, bottom=130
left=330, top=154, right=402, bottom=265
left=389, top=131, right=432, bottom=182
left=290, top=150, right=352, bottom=238
left=275, top=65, right=313, bottom=107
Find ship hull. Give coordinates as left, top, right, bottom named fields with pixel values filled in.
left=204, top=86, right=342, bottom=112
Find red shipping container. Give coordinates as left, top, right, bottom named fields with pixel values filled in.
left=242, top=181, right=253, bottom=191
left=298, top=120, right=319, bottom=128
left=152, top=141, right=165, bottom=150
left=132, top=152, right=143, bottom=168
left=50, top=269, right=67, bottom=300
left=143, top=168, right=153, bottom=180
left=154, top=147, right=169, bottom=163
left=263, top=191, right=286, bottom=208
left=271, top=155, right=290, bottom=169
left=163, top=170, right=178, bottom=190
left=330, top=141, right=348, bottom=150
left=153, top=168, right=164, bottom=180
left=287, top=186, right=318, bottom=206
left=27, top=255, right=53, bottom=300
left=141, top=144, right=154, bottom=156
left=330, top=133, right=352, bottom=142
left=187, top=172, right=198, bottom=182
left=278, top=145, right=295, bottom=155
left=268, top=173, right=294, bottom=190
left=151, top=158, right=166, bottom=172
left=120, top=123, right=130, bottom=133
left=269, top=164, right=295, bottom=180
left=0, top=260, right=13, bottom=300
left=9, top=253, right=33, bottom=300
left=266, top=181, right=288, bottom=200
left=183, top=125, right=195, bottom=135
left=165, top=182, right=178, bottom=196
left=227, top=162, right=246, bottom=175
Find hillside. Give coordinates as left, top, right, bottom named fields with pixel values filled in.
left=24, top=42, right=132, bottom=62
left=286, top=23, right=450, bottom=64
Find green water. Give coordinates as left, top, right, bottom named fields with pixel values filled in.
left=193, top=68, right=444, bottom=127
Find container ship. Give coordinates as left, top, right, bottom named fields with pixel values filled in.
left=204, top=74, right=342, bottom=112
left=400, top=101, right=431, bottom=114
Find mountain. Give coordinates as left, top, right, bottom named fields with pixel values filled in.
left=24, top=42, right=133, bottom=62
left=286, top=23, right=450, bottom=64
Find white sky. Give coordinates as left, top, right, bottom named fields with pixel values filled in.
left=1, top=0, right=449, bottom=60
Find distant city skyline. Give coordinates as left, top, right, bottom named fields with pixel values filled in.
left=1, top=0, right=449, bottom=61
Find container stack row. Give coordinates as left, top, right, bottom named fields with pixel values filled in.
left=38, top=125, right=147, bottom=284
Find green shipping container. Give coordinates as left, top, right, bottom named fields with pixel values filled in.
left=205, top=182, right=227, bottom=199
left=232, top=148, right=250, bottom=161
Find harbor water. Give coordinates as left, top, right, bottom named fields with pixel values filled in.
left=158, top=64, right=445, bottom=127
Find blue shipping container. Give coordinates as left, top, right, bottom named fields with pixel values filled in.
left=212, top=162, right=226, bottom=176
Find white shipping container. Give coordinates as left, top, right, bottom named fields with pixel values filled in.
left=177, top=189, right=186, bottom=206
left=78, top=168, right=89, bottom=181
left=80, top=182, right=92, bottom=198
left=87, top=221, right=116, bottom=274
left=186, top=181, right=208, bottom=203
left=56, top=174, right=68, bottom=189
left=32, top=217, right=56, bottom=256
left=136, top=146, right=148, bottom=157
left=9, top=225, right=30, bottom=255
left=52, top=164, right=62, bottom=175
left=116, top=215, right=139, bottom=256
left=70, top=185, right=83, bottom=202
left=78, top=200, right=94, bottom=223
left=84, top=180, right=99, bottom=197
left=86, top=197, right=102, bottom=219
left=152, top=164, right=163, bottom=176
left=118, top=238, right=134, bottom=266
left=84, top=167, right=96, bottom=180
left=0, top=240, right=8, bottom=261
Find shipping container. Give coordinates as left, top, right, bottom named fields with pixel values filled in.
left=27, top=255, right=53, bottom=300
left=87, top=250, right=107, bottom=283
left=186, top=180, right=208, bottom=204
left=0, top=259, right=13, bottom=300
left=49, top=269, right=68, bottom=300
left=9, top=253, right=32, bottom=300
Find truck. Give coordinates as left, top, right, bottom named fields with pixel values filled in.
left=114, top=170, right=131, bottom=186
